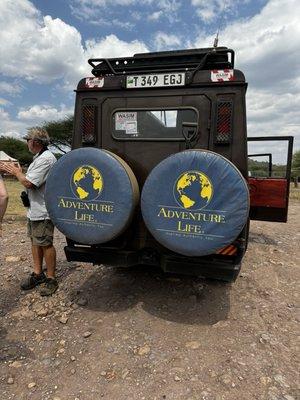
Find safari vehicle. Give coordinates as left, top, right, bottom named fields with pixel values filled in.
left=45, top=47, right=293, bottom=282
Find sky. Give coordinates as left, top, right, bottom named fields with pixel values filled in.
left=0, top=0, right=299, bottom=165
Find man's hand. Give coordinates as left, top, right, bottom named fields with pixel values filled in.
left=0, top=162, right=22, bottom=176
left=0, top=162, right=34, bottom=189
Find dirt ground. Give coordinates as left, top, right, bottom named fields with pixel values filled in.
left=0, top=202, right=299, bottom=400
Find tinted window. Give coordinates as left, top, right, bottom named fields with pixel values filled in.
left=112, top=109, right=197, bottom=140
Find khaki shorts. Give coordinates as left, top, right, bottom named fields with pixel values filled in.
left=27, top=219, right=54, bottom=246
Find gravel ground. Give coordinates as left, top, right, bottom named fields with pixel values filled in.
left=0, top=202, right=299, bottom=400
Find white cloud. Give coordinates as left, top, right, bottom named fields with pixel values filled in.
left=194, top=0, right=300, bottom=154
left=195, top=0, right=300, bottom=90
left=131, top=11, right=142, bottom=20
left=0, top=98, right=12, bottom=107
left=246, top=92, right=300, bottom=124
left=0, top=81, right=24, bottom=96
left=196, top=7, right=215, bottom=22
left=85, top=34, right=148, bottom=60
left=0, top=0, right=148, bottom=90
left=192, top=0, right=215, bottom=22
left=151, top=0, right=181, bottom=23
left=110, top=19, right=135, bottom=29
left=73, top=0, right=135, bottom=5
left=153, top=32, right=181, bottom=50
left=0, top=108, right=27, bottom=138
left=0, top=1, right=149, bottom=141
left=157, top=0, right=181, bottom=13
left=0, top=1, right=84, bottom=84
left=191, top=0, right=245, bottom=23
left=17, top=104, right=73, bottom=123
left=70, top=0, right=181, bottom=25
left=70, top=0, right=138, bottom=26
left=0, top=108, right=10, bottom=120
left=0, top=103, right=73, bottom=139
left=246, top=89, right=300, bottom=158
left=148, top=11, right=163, bottom=21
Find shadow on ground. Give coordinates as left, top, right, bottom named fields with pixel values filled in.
left=248, top=232, right=278, bottom=245
left=0, top=276, right=35, bottom=364
left=69, top=265, right=231, bottom=326
left=0, top=326, right=34, bottom=363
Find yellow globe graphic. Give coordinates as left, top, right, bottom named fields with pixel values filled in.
left=174, top=171, right=213, bottom=210
left=72, top=165, right=103, bottom=200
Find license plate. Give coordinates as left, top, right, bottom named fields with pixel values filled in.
left=126, top=73, right=185, bottom=89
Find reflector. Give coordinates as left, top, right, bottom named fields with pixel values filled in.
left=215, top=100, right=233, bottom=143
left=81, top=105, right=96, bottom=144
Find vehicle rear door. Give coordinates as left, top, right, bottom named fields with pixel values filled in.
left=101, top=94, right=211, bottom=184
left=247, top=136, right=293, bottom=222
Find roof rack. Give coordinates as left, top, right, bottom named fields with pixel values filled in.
left=88, top=47, right=235, bottom=77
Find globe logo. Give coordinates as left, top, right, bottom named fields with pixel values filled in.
left=174, top=171, right=213, bottom=210
left=71, top=165, right=103, bottom=201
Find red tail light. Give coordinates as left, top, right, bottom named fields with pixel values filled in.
left=215, top=100, right=233, bottom=144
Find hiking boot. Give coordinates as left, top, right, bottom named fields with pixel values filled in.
left=39, top=278, right=58, bottom=296
left=20, top=272, right=46, bottom=290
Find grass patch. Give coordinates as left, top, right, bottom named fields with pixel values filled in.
left=290, top=186, right=300, bottom=201
left=3, top=178, right=26, bottom=219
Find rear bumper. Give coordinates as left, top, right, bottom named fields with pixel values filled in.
left=161, top=254, right=241, bottom=281
left=64, top=245, right=243, bottom=282
left=65, top=245, right=140, bottom=266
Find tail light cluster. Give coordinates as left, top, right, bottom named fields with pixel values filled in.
left=214, top=100, right=233, bottom=144
left=81, top=104, right=97, bottom=144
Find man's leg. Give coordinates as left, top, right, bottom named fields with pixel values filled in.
left=40, top=244, right=58, bottom=296
left=32, top=244, right=44, bottom=275
left=43, top=245, right=56, bottom=279
left=20, top=221, right=46, bottom=290
left=39, top=220, right=58, bottom=296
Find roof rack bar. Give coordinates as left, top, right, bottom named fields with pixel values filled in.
left=88, top=47, right=235, bottom=77
left=133, top=46, right=230, bottom=58
left=88, top=59, right=119, bottom=75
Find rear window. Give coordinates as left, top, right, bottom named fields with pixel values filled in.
left=112, top=108, right=198, bottom=140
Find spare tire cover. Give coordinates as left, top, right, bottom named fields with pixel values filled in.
left=45, top=147, right=139, bottom=244
left=141, top=150, right=249, bottom=256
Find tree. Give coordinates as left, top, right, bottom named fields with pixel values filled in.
left=0, top=136, right=32, bottom=165
left=41, top=116, right=73, bottom=153
left=292, top=150, right=300, bottom=172
left=292, top=150, right=300, bottom=186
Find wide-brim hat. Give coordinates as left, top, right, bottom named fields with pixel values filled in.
left=24, top=128, right=50, bottom=145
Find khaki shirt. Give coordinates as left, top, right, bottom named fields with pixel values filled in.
left=26, top=150, right=56, bottom=221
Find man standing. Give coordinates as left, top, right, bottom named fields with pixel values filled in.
left=0, top=174, right=9, bottom=237
left=0, top=128, right=57, bottom=296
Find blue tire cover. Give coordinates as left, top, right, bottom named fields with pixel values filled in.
left=45, top=148, right=139, bottom=245
left=141, top=150, right=249, bottom=256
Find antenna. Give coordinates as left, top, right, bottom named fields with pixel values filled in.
left=213, top=30, right=219, bottom=49
left=213, top=3, right=226, bottom=50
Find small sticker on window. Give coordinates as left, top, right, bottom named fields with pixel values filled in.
left=115, top=112, right=137, bottom=132
left=125, top=121, right=138, bottom=134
